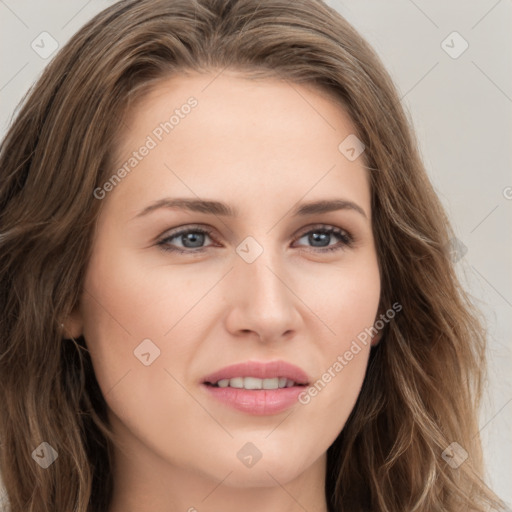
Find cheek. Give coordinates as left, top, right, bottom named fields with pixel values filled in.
left=79, top=245, right=168, bottom=395
left=300, top=252, right=381, bottom=346
left=79, top=240, right=220, bottom=406
left=82, top=242, right=187, bottom=341
left=296, top=254, right=380, bottom=415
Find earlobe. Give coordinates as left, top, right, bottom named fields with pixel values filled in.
left=371, top=309, right=385, bottom=346
left=371, top=330, right=383, bottom=347
left=370, top=307, right=384, bottom=347
left=60, top=306, right=83, bottom=339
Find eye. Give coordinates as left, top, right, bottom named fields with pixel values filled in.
left=157, top=225, right=217, bottom=254
left=293, top=224, right=353, bottom=253
left=156, top=224, right=354, bottom=255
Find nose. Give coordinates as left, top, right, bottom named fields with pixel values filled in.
left=224, top=248, right=301, bottom=343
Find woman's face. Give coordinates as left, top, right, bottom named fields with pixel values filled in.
left=69, top=70, right=381, bottom=489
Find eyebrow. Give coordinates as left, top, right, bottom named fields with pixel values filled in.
left=132, top=197, right=367, bottom=220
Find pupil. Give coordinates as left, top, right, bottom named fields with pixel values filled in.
left=183, top=232, right=205, bottom=248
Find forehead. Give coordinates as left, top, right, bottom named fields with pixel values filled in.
left=106, top=70, right=371, bottom=221
left=116, top=69, right=362, bottom=158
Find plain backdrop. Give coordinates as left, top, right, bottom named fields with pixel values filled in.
left=0, top=0, right=511, bottom=507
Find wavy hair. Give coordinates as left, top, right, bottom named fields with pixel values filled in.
left=0, top=0, right=506, bottom=511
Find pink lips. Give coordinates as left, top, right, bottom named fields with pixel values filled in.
left=201, top=360, right=310, bottom=415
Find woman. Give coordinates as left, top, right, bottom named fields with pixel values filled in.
left=0, top=0, right=506, bottom=511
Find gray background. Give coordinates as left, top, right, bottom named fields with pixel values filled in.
left=0, top=0, right=510, bottom=506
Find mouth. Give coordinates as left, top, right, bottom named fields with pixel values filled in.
left=203, top=377, right=308, bottom=390
left=201, top=359, right=310, bottom=388
left=200, top=360, right=310, bottom=415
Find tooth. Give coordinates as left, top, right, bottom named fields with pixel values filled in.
left=243, top=377, right=263, bottom=389
left=262, top=377, right=279, bottom=390
left=229, top=377, right=244, bottom=388
left=215, top=376, right=296, bottom=389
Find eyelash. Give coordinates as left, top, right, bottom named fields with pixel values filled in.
left=156, top=224, right=354, bottom=255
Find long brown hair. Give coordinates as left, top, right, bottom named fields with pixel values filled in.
left=0, top=0, right=506, bottom=511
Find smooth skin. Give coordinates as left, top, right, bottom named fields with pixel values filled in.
left=66, top=70, right=382, bottom=512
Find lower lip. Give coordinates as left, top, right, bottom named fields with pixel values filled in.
left=201, top=383, right=307, bottom=415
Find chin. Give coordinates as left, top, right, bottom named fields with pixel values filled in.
left=220, top=459, right=308, bottom=488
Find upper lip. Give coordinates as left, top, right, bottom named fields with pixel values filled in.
left=202, top=360, right=310, bottom=385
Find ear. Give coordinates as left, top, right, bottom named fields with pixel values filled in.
left=370, top=308, right=385, bottom=347
left=370, top=329, right=383, bottom=347
left=60, top=305, right=83, bottom=339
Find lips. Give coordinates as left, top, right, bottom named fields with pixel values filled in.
left=200, top=360, right=311, bottom=415
left=201, top=360, right=310, bottom=386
